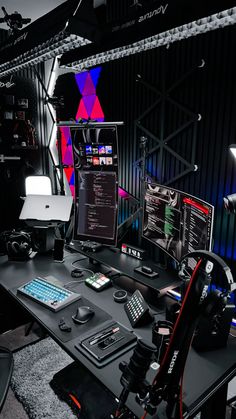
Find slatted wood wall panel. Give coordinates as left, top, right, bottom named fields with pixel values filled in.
left=98, top=24, right=236, bottom=270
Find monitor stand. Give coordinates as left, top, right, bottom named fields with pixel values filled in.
left=153, top=248, right=168, bottom=270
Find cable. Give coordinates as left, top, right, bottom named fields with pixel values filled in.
left=179, top=374, right=184, bottom=419
left=71, top=258, right=86, bottom=267
left=71, top=261, right=95, bottom=277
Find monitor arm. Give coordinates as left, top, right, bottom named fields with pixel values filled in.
left=116, top=251, right=235, bottom=419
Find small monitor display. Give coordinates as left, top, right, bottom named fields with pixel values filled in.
left=143, top=183, right=214, bottom=262
left=71, top=126, right=118, bottom=172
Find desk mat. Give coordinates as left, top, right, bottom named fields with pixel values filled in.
left=11, top=286, right=112, bottom=343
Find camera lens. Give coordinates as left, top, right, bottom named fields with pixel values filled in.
left=224, top=193, right=236, bottom=213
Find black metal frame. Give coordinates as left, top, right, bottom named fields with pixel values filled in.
left=133, top=59, right=205, bottom=185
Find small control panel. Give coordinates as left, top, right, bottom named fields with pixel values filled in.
left=85, top=273, right=112, bottom=292
left=124, top=290, right=153, bottom=327
left=98, top=332, right=124, bottom=349
left=81, top=241, right=103, bottom=252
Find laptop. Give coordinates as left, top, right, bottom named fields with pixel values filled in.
left=19, top=195, right=73, bottom=223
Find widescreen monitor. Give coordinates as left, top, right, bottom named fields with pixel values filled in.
left=71, top=124, right=119, bottom=246
left=143, top=183, right=214, bottom=263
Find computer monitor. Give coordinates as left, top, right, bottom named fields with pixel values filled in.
left=143, top=183, right=214, bottom=263
left=70, top=124, right=119, bottom=246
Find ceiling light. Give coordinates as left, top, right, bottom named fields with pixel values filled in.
left=0, top=0, right=103, bottom=78
left=0, top=34, right=90, bottom=78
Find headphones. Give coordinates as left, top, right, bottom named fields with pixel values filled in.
left=179, top=250, right=235, bottom=317
left=6, top=231, right=32, bottom=259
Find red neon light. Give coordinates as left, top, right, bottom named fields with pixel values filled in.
left=69, top=393, right=81, bottom=410
left=183, top=197, right=209, bottom=215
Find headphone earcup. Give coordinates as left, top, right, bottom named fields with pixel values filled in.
left=6, top=232, right=32, bottom=258
left=11, top=241, right=20, bottom=254
left=202, top=289, right=227, bottom=317
left=19, top=241, right=30, bottom=253
left=180, top=250, right=234, bottom=290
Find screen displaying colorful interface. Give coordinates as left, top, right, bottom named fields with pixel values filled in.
left=71, top=126, right=118, bottom=246
left=71, top=127, right=118, bottom=171
left=143, top=183, right=214, bottom=262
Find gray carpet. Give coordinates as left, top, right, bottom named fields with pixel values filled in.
left=10, top=338, right=77, bottom=419
left=1, top=388, right=29, bottom=419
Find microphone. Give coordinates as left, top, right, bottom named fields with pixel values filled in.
left=115, top=339, right=156, bottom=417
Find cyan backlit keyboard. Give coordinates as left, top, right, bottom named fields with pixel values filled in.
left=17, top=277, right=81, bottom=312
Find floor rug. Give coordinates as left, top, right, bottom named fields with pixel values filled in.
left=10, top=337, right=77, bottom=419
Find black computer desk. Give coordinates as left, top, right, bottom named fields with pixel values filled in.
left=0, top=251, right=236, bottom=419
left=67, top=243, right=180, bottom=295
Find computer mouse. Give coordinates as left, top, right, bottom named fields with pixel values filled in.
left=72, top=306, right=95, bottom=324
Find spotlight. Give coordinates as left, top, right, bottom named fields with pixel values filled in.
left=223, top=193, right=236, bottom=213
left=229, top=144, right=236, bottom=159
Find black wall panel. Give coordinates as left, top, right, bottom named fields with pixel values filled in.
left=98, top=24, right=236, bottom=270
left=0, top=63, right=49, bottom=232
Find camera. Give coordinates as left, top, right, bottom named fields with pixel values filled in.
left=223, top=193, right=236, bottom=213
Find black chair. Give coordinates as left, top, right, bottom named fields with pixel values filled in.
left=0, top=346, right=13, bottom=413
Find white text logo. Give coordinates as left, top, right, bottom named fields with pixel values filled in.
left=138, top=4, right=168, bottom=22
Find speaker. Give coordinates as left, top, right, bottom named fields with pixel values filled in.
left=192, top=303, right=235, bottom=351
left=53, top=238, right=64, bottom=262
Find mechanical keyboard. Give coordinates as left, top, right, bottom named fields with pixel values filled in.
left=17, top=277, right=81, bottom=312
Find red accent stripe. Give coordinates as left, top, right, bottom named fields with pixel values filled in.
left=69, top=393, right=81, bottom=410
left=183, top=197, right=209, bottom=215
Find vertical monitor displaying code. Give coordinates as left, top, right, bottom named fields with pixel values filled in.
left=143, top=183, right=214, bottom=262
left=76, top=171, right=117, bottom=245
left=71, top=125, right=119, bottom=246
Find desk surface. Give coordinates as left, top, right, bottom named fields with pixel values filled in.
left=0, top=251, right=236, bottom=418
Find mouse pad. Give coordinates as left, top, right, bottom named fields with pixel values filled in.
left=11, top=286, right=112, bottom=343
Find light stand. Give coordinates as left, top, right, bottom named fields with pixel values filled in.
left=138, top=136, right=148, bottom=245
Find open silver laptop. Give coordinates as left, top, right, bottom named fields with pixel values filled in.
left=19, top=195, right=73, bottom=223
